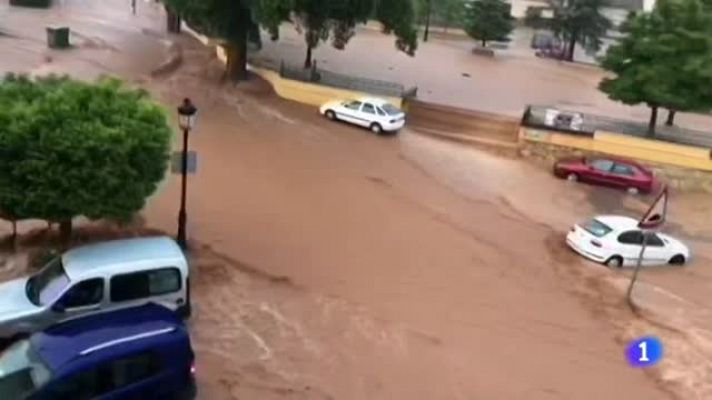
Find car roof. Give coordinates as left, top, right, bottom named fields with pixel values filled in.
left=61, top=236, right=186, bottom=280
left=31, top=304, right=185, bottom=371
left=594, top=215, right=640, bottom=230
left=588, top=156, right=647, bottom=169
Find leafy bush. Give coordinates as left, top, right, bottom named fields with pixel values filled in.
left=0, top=74, right=172, bottom=236
left=9, top=0, right=52, bottom=8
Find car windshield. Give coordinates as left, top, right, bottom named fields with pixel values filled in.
left=381, top=104, right=402, bottom=116
left=26, top=257, right=70, bottom=306
left=0, top=340, right=52, bottom=398
left=582, top=219, right=613, bottom=238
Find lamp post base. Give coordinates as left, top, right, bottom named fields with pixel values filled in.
left=177, top=209, right=187, bottom=249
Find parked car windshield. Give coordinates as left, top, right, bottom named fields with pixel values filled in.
left=381, top=104, right=402, bottom=116
left=582, top=219, right=613, bottom=238
left=26, top=257, right=71, bottom=306
left=0, top=340, right=51, bottom=398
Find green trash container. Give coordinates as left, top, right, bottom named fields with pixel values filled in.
left=46, top=26, right=70, bottom=49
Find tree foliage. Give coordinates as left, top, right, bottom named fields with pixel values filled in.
left=0, top=75, right=172, bottom=235
left=463, top=0, right=514, bottom=47
left=599, top=0, right=712, bottom=135
left=164, top=0, right=418, bottom=79
left=525, top=0, right=612, bottom=61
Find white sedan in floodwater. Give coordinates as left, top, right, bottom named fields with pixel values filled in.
left=319, top=97, right=406, bottom=135
left=566, top=215, right=690, bottom=268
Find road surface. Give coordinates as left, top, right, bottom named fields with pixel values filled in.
left=2, top=3, right=712, bottom=399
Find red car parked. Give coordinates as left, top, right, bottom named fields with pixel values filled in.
left=553, top=157, right=657, bottom=194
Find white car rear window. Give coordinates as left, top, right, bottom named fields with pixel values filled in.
left=582, top=219, right=613, bottom=238
left=381, top=104, right=402, bottom=116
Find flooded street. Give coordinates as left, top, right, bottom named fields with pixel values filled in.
left=140, top=42, right=712, bottom=399
left=2, top=2, right=712, bottom=398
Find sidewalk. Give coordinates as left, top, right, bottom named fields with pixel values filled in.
left=0, top=0, right=170, bottom=79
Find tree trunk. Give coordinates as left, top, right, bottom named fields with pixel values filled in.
left=10, top=220, right=17, bottom=249
left=665, top=109, right=676, bottom=126
left=59, top=219, right=72, bottom=242
left=224, top=38, right=248, bottom=81
left=423, top=0, right=431, bottom=42
left=304, top=45, right=313, bottom=69
left=566, top=36, right=576, bottom=62
left=481, top=39, right=486, bottom=47
left=165, top=6, right=181, bottom=33
left=647, top=105, right=659, bottom=136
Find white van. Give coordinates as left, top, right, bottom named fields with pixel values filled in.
left=0, top=236, right=191, bottom=343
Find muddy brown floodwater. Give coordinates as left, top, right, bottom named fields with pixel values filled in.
left=136, top=39, right=712, bottom=400
left=2, top=4, right=712, bottom=397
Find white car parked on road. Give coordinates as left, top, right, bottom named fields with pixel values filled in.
left=319, top=97, right=406, bottom=135
left=566, top=215, right=690, bottom=268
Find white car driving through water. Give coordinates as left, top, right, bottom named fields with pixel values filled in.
left=566, top=215, right=690, bottom=268
left=319, top=97, right=406, bottom=135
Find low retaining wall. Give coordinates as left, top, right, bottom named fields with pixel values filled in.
left=249, top=66, right=403, bottom=108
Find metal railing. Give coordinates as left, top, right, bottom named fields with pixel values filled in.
left=275, top=60, right=417, bottom=99
left=522, top=105, right=712, bottom=148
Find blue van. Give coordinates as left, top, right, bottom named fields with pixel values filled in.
left=0, top=303, right=197, bottom=399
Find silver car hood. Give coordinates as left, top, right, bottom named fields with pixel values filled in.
left=0, top=278, right=42, bottom=322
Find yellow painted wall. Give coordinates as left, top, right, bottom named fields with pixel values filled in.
left=595, top=132, right=710, bottom=159
left=520, top=128, right=712, bottom=171
left=249, top=66, right=403, bottom=108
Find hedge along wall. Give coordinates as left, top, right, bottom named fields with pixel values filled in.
left=10, top=0, right=52, bottom=8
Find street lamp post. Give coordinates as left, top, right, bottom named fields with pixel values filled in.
left=176, top=98, right=197, bottom=249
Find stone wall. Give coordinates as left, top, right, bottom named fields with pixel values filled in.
left=520, top=140, right=712, bottom=193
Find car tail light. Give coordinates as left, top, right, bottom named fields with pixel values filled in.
left=590, top=240, right=602, bottom=248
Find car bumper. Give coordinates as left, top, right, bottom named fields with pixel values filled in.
left=384, top=119, right=405, bottom=131
left=566, top=236, right=606, bottom=263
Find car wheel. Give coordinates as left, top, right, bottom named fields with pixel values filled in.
left=325, top=110, right=336, bottom=120
left=370, top=123, right=384, bottom=135
left=627, top=186, right=639, bottom=195
left=605, top=256, right=623, bottom=269
left=566, top=173, right=579, bottom=182
left=669, top=254, right=686, bottom=265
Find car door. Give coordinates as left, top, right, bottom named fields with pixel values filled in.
left=51, top=278, right=105, bottom=323
left=109, top=268, right=185, bottom=312
left=101, top=352, right=164, bottom=400
left=360, top=102, right=378, bottom=127
left=642, top=234, right=671, bottom=265
left=34, top=366, right=109, bottom=400
left=616, top=230, right=666, bottom=266
left=338, top=100, right=363, bottom=125
left=585, top=159, right=617, bottom=187
left=610, top=162, right=640, bottom=189
left=616, top=230, right=647, bottom=266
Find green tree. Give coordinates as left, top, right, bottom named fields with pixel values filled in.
left=164, top=0, right=418, bottom=80
left=0, top=75, right=172, bottom=239
left=463, top=0, right=514, bottom=47
left=292, top=0, right=376, bottom=68
left=599, top=0, right=712, bottom=135
left=525, top=0, right=612, bottom=61
left=416, top=0, right=465, bottom=39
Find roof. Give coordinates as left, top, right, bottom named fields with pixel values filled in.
left=31, top=304, right=184, bottom=371
left=594, top=215, right=639, bottom=230
left=61, top=236, right=186, bottom=280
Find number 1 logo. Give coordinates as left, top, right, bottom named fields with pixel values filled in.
left=626, top=337, right=663, bottom=367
